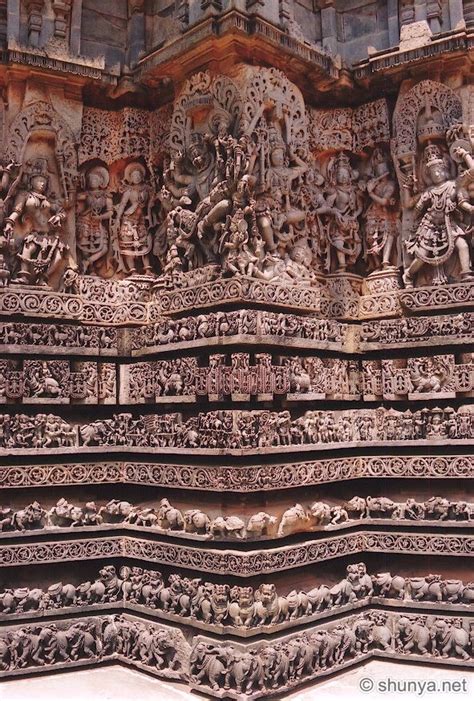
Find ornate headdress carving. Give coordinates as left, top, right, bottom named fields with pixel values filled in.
left=424, top=144, right=444, bottom=169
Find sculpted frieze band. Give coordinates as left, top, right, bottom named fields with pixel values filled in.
left=0, top=406, right=471, bottom=454
left=0, top=455, right=470, bottom=491
left=1, top=494, right=472, bottom=543
left=1, top=533, right=473, bottom=574
left=0, top=73, right=471, bottom=300
left=1, top=564, right=473, bottom=635
left=0, top=611, right=472, bottom=698
left=119, top=352, right=473, bottom=404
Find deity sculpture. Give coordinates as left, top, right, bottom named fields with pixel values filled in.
left=319, top=152, right=363, bottom=273
left=112, top=162, right=155, bottom=276
left=247, top=100, right=308, bottom=254
left=363, top=147, right=399, bottom=272
left=76, top=165, right=113, bottom=276
left=403, top=145, right=474, bottom=287
left=3, top=161, right=72, bottom=287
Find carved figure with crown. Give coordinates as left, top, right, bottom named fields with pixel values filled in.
left=402, top=144, right=474, bottom=287
left=318, top=152, right=364, bottom=273
left=363, top=147, right=400, bottom=272
left=76, top=165, right=113, bottom=276
left=245, top=98, right=308, bottom=255
left=112, top=162, right=155, bottom=277
left=2, top=159, right=74, bottom=287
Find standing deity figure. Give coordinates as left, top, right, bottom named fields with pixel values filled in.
left=76, top=166, right=113, bottom=275
left=3, top=163, right=70, bottom=286
left=321, top=152, right=363, bottom=273
left=246, top=100, right=308, bottom=254
left=403, top=145, right=474, bottom=287
left=113, top=162, right=155, bottom=276
left=363, top=148, right=399, bottom=272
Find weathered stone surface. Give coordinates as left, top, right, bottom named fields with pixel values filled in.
left=0, top=2, right=473, bottom=698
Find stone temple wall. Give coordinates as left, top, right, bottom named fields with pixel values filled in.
left=0, top=1, right=472, bottom=698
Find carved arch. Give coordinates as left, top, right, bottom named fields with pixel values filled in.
left=7, top=100, right=78, bottom=197
left=392, top=80, right=462, bottom=157
left=169, top=71, right=242, bottom=152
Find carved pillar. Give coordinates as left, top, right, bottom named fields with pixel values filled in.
left=387, top=0, right=400, bottom=45
left=7, top=0, right=20, bottom=44
left=448, top=0, right=465, bottom=28
left=69, top=0, right=82, bottom=55
left=177, top=0, right=190, bottom=31
left=320, top=0, right=337, bottom=55
left=463, top=0, right=474, bottom=25
left=24, top=0, right=45, bottom=47
left=52, top=0, right=72, bottom=41
left=127, top=0, right=145, bottom=68
left=399, top=0, right=415, bottom=25
left=426, top=0, right=442, bottom=32
left=279, top=0, right=291, bottom=25
left=0, top=0, right=7, bottom=47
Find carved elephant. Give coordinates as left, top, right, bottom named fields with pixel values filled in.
left=407, top=575, right=443, bottom=601
left=184, top=509, right=211, bottom=534
left=246, top=512, right=277, bottom=537
left=431, top=619, right=470, bottom=660
left=190, top=643, right=229, bottom=691
left=0, top=587, right=44, bottom=614
left=210, top=515, right=246, bottom=539
left=261, top=646, right=289, bottom=689
left=370, top=616, right=392, bottom=650
left=230, top=652, right=265, bottom=694
left=396, top=617, right=431, bottom=654
left=45, top=581, right=77, bottom=608
left=372, top=572, right=406, bottom=599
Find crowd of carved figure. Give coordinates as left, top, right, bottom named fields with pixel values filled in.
left=0, top=406, right=470, bottom=451
left=124, top=352, right=472, bottom=403
left=191, top=613, right=474, bottom=695
left=0, top=611, right=472, bottom=690
left=2, top=564, right=473, bottom=627
left=0, top=74, right=472, bottom=292
left=0, top=615, right=186, bottom=675
left=1, top=495, right=472, bottom=540
left=133, top=310, right=346, bottom=350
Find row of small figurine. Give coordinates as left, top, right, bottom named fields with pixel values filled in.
left=2, top=563, right=473, bottom=625
left=1, top=495, right=473, bottom=540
